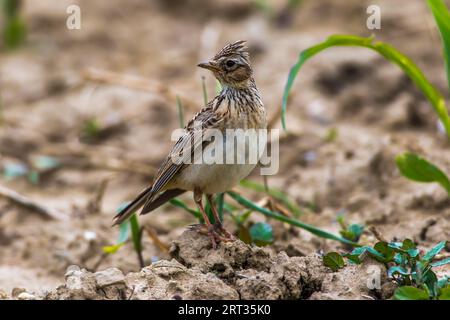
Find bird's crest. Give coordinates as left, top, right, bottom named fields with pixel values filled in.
left=214, top=40, right=249, bottom=62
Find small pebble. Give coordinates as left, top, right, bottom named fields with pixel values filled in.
left=17, top=292, right=36, bottom=300
left=83, top=231, right=97, bottom=241
left=11, top=287, right=26, bottom=298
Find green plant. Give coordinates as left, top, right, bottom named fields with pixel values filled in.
left=81, top=118, right=101, bottom=141
left=176, top=95, right=185, bottom=127
left=337, top=214, right=364, bottom=243
left=396, top=153, right=450, bottom=196
left=3, top=156, right=60, bottom=184
left=427, top=0, right=450, bottom=93
left=0, top=89, right=3, bottom=125
left=2, top=0, right=26, bottom=49
left=201, top=76, right=208, bottom=106
left=323, top=239, right=450, bottom=300
left=281, top=0, right=450, bottom=197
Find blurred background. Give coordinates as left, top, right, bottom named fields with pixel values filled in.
left=0, top=0, right=449, bottom=296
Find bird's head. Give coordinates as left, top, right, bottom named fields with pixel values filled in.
left=198, top=40, right=252, bottom=89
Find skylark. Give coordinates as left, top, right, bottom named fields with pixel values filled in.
left=113, top=40, right=267, bottom=248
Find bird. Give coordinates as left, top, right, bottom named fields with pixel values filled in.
left=113, top=40, right=267, bottom=248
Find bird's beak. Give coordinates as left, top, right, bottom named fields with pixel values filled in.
left=197, top=61, right=220, bottom=72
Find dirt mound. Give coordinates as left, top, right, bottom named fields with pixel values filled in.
left=0, top=230, right=390, bottom=300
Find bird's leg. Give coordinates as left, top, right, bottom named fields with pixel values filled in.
left=206, top=194, right=235, bottom=241
left=193, top=189, right=217, bottom=249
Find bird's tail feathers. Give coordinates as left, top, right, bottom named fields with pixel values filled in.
left=112, top=186, right=153, bottom=226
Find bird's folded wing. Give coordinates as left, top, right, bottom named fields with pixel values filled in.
left=146, top=104, right=223, bottom=199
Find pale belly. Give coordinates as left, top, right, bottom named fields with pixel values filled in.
left=173, top=162, right=257, bottom=194
left=168, top=129, right=264, bottom=194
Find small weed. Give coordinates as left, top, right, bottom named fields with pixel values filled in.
left=104, top=204, right=144, bottom=268
left=176, top=95, right=185, bottom=127
left=337, top=214, right=364, bottom=243
left=323, top=239, right=450, bottom=300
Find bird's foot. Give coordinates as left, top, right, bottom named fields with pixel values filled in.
left=189, top=223, right=235, bottom=248
left=213, top=222, right=235, bottom=241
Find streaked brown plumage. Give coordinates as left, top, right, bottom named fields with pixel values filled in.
left=113, top=40, right=266, bottom=248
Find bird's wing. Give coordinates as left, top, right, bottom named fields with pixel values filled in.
left=145, top=98, right=224, bottom=201
left=112, top=98, right=224, bottom=225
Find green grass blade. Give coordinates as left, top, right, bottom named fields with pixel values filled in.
left=169, top=198, right=202, bottom=221
left=395, top=152, right=450, bottom=195
left=201, top=76, right=208, bottom=105
left=215, top=80, right=222, bottom=95
left=427, top=0, right=450, bottom=93
left=0, top=89, right=3, bottom=125
left=227, top=191, right=359, bottom=247
left=216, top=193, right=224, bottom=221
left=129, top=214, right=144, bottom=267
left=129, top=214, right=142, bottom=253
left=281, top=35, right=450, bottom=139
left=239, top=179, right=304, bottom=216
left=117, top=220, right=130, bottom=244
left=176, top=95, right=185, bottom=127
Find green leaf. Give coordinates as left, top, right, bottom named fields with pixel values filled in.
left=249, top=222, right=274, bottom=246
left=388, top=266, right=410, bottom=278
left=129, top=214, right=142, bottom=253
left=340, top=223, right=364, bottom=242
left=394, top=286, right=430, bottom=300
left=281, top=35, right=450, bottom=138
left=27, top=171, right=39, bottom=185
left=227, top=191, right=359, bottom=247
left=233, top=210, right=252, bottom=226
left=423, top=241, right=447, bottom=261
left=374, top=242, right=395, bottom=262
left=344, top=253, right=362, bottom=264
left=344, top=245, right=388, bottom=263
left=215, top=80, right=222, bottom=95
left=439, top=286, right=450, bottom=300
left=388, top=242, right=403, bottom=250
left=102, top=243, right=125, bottom=254
left=393, top=252, right=406, bottom=265
left=422, top=269, right=439, bottom=297
left=402, top=239, right=417, bottom=250
left=427, top=0, right=450, bottom=93
left=104, top=216, right=131, bottom=255
left=431, top=257, right=450, bottom=267
left=323, top=252, right=345, bottom=271
left=395, top=153, right=450, bottom=195
left=117, top=221, right=130, bottom=244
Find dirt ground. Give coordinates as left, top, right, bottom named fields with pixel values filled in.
left=0, top=0, right=449, bottom=299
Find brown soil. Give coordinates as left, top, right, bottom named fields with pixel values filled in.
left=0, top=0, right=449, bottom=299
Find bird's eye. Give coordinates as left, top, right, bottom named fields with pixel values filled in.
left=225, top=60, right=236, bottom=68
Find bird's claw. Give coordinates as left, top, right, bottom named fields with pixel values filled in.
left=189, top=223, right=235, bottom=248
